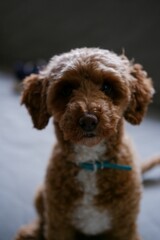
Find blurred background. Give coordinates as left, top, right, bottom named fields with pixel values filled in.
left=0, top=1, right=160, bottom=240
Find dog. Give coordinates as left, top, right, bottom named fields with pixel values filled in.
left=15, top=48, right=160, bottom=240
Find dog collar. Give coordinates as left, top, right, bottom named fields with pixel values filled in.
left=79, top=160, right=132, bottom=172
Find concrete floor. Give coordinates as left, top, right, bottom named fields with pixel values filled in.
left=0, top=72, right=160, bottom=240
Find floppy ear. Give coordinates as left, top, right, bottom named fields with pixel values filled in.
left=124, top=63, right=155, bottom=125
left=21, top=74, right=51, bottom=129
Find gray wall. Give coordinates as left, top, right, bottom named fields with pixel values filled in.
left=0, top=0, right=160, bottom=107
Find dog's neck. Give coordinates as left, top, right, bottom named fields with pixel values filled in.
left=74, top=141, right=107, bottom=164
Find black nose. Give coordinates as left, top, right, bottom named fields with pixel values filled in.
left=79, top=113, right=98, bottom=132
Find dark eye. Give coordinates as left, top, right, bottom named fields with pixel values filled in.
left=61, top=85, right=73, bottom=97
left=101, top=82, right=113, bottom=96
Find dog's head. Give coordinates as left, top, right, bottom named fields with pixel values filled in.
left=22, top=48, right=154, bottom=147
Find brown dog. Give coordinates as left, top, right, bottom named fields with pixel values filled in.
left=15, top=48, right=159, bottom=240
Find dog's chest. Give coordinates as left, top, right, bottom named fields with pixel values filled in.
left=72, top=143, right=111, bottom=235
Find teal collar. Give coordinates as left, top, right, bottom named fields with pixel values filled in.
left=79, top=160, right=132, bottom=172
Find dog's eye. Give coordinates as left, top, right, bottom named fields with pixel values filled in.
left=61, top=85, right=73, bottom=97
left=101, top=82, right=113, bottom=96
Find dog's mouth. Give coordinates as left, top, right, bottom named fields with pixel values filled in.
left=78, top=132, right=102, bottom=147
left=62, top=128, right=102, bottom=147
left=84, top=132, right=96, bottom=138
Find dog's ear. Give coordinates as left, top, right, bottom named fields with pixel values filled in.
left=124, top=63, right=154, bottom=125
left=21, top=74, right=51, bottom=129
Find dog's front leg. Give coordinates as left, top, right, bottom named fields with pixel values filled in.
left=44, top=195, right=77, bottom=240
left=44, top=220, right=76, bottom=240
left=105, top=226, right=142, bottom=240
left=44, top=156, right=81, bottom=240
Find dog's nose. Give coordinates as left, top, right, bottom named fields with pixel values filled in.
left=79, top=113, right=98, bottom=132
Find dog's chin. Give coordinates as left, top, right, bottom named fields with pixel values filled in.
left=62, top=130, right=103, bottom=147
left=76, top=135, right=102, bottom=147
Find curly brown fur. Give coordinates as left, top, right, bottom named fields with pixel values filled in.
left=15, top=48, right=159, bottom=240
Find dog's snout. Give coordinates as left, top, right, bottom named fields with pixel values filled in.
left=79, top=113, right=98, bottom=132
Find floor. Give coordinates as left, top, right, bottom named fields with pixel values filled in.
left=0, top=72, right=160, bottom=240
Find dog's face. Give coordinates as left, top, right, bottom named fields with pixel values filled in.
left=22, top=48, right=154, bottom=147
